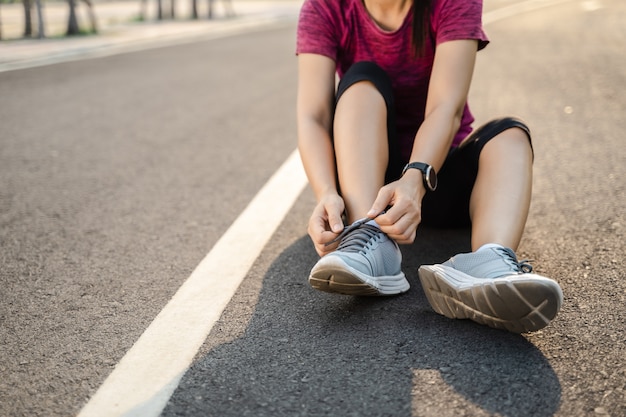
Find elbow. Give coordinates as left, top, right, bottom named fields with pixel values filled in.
left=448, top=101, right=465, bottom=133
left=451, top=107, right=463, bottom=136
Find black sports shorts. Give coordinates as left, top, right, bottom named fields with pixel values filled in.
left=336, top=61, right=533, bottom=228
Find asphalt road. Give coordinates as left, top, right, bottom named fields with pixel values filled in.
left=1, top=0, right=624, bottom=416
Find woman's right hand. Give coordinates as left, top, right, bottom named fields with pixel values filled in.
left=307, top=193, right=345, bottom=257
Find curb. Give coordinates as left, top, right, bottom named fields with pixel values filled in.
left=0, top=2, right=302, bottom=73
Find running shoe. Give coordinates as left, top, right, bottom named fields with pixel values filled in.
left=309, top=222, right=409, bottom=296
left=418, top=245, right=563, bottom=333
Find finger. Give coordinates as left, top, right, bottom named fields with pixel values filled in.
left=315, top=232, right=339, bottom=256
left=393, top=228, right=417, bottom=245
left=309, top=224, right=340, bottom=247
left=367, top=186, right=393, bottom=218
left=308, top=216, right=326, bottom=239
left=383, top=213, right=419, bottom=243
left=319, top=241, right=339, bottom=256
left=375, top=200, right=404, bottom=226
left=326, top=208, right=344, bottom=234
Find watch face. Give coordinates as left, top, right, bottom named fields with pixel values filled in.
left=426, top=166, right=437, bottom=191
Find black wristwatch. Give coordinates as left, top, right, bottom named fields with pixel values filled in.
left=401, top=162, right=438, bottom=191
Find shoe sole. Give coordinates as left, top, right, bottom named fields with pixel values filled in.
left=309, top=256, right=410, bottom=296
left=418, top=264, right=563, bottom=333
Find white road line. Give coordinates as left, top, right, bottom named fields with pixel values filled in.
left=77, top=1, right=579, bottom=416
left=77, top=149, right=308, bottom=417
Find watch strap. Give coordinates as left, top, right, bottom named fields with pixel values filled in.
left=402, top=162, right=430, bottom=177
left=401, top=162, right=437, bottom=191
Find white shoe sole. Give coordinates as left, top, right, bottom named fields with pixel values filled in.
left=418, top=264, right=563, bottom=333
left=309, top=256, right=409, bottom=296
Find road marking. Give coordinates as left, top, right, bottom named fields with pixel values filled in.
left=77, top=149, right=308, bottom=417
left=77, top=1, right=581, bottom=416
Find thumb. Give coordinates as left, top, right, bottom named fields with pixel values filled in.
left=327, top=210, right=344, bottom=233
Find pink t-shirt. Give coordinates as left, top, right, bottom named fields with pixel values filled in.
left=296, top=0, right=489, bottom=159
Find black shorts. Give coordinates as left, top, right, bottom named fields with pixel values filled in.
left=336, top=61, right=533, bottom=228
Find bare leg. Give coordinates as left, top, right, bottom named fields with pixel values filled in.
left=333, top=81, right=389, bottom=223
left=469, top=127, right=534, bottom=251
left=310, top=80, right=409, bottom=296
left=419, top=129, right=561, bottom=332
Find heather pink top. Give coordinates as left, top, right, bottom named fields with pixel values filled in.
left=296, top=0, right=489, bottom=159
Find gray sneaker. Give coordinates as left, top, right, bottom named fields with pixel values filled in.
left=418, top=246, right=563, bottom=333
left=309, top=222, right=409, bottom=296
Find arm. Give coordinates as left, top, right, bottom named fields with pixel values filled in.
left=370, top=39, right=479, bottom=243
left=297, top=53, right=345, bottom=256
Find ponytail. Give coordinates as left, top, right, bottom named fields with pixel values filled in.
left=411, top=0, right=432, bottom=56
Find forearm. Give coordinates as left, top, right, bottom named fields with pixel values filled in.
left=298, top=118, right=338, bottom=201
left=409, top=104, right=462, bottom=173
left=296, top=54, right=338, bottom=202
left=408, top=39, right=477, bottom=174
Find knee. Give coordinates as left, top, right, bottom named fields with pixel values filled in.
left=336, top=80, right=385, bottom=108
left=483, top=127, right=534, bottom=163
left=336, top=61, right=394, bottom=110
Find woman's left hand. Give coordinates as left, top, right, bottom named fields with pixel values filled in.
left=367, top=170, right=426, bottom=244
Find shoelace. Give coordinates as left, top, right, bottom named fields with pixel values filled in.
left=324, top=211, right=386, bottom=247
left=334, top=224, right=382, bottom=253
left=498, top=247, right=533, bottom=274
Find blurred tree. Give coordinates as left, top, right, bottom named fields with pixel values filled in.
left=191, top=0, right=198, bottom=19
left=83, top=0, right=97, bottom=32
left=156, top=0, right=163, bottom=20
left=170, top=0, right=175, bottom=18
left=138, top=0, right=147, bottom=20
left=23, top=0, right=33, bottom=36
left=22, top=0, right=45, bottom=38
left=34, top=0, right=45, bottom=38
left=66, top=0, right=97, bottom=35
left=67, top=0, right=79, bottom=34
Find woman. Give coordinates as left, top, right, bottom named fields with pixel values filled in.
left=295, top=0, right=563, bottom=333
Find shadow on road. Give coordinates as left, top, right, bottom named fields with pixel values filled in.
left=164, top=228, right=561, bottom=416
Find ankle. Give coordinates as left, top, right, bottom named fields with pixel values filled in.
left=475, top=243, right=506, bottom=253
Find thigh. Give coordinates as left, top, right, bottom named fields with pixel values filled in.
left=421, top=117, right=532, bottom=228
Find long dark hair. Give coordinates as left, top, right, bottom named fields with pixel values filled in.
left=412, top=0, right=432, bottom=56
